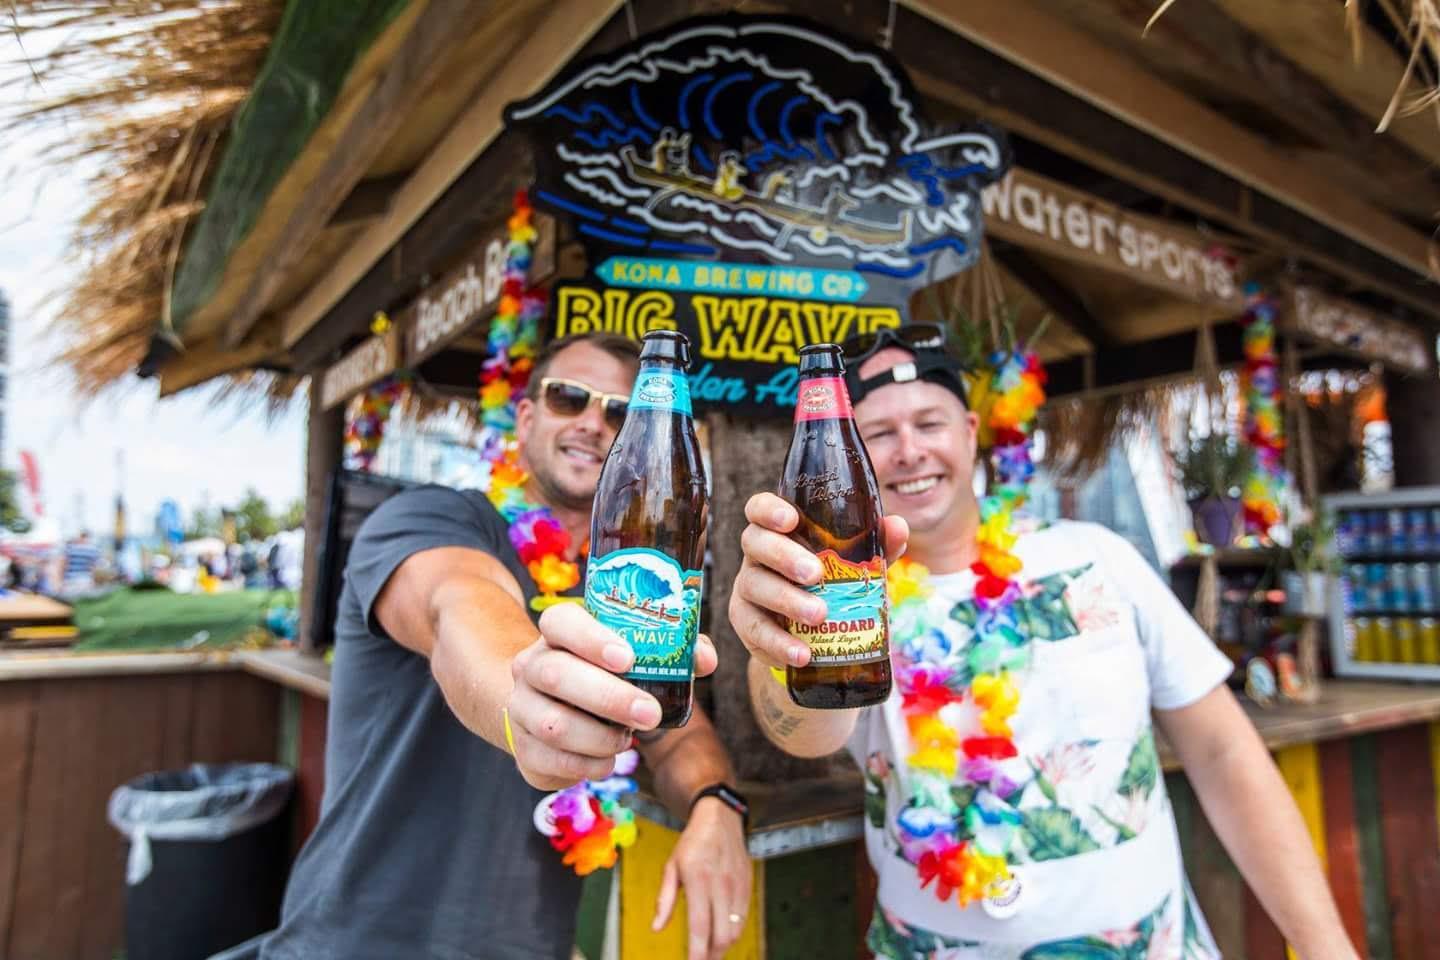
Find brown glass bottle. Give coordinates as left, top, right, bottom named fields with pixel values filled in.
left=778, top=343, right=891, bottom=709
left=585, top=330, right=709, bottom=728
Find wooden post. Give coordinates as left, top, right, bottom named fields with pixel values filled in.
left=705, top=413, right=847, bottom=781
left=299, top=375, right=346, bottom=653
left=1384, top=367, right=1440, bottom=487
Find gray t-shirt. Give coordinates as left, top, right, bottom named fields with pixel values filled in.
left=260, top=486, right=582, bottom=960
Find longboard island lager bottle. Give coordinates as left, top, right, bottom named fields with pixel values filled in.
left=779, top=343, right=891, bottom=709
left=585, top=330, right=708, bottom=728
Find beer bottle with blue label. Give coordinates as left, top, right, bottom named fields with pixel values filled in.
left=585, top=330, right=708, bottom=727
left=779, top=343, right=891, bottom=708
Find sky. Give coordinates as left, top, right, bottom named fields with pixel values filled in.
left=1, top=58, right=306, bottom=540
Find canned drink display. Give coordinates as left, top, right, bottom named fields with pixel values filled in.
left=1409, top=509, right=1432, bottom=554
left=1336, top=511, right=1360, bottom=555
left=1411, top=562, right=1436, bottom=612
left=1388, top=508, right=1409, bottom=553
left=1368, top=510, right=1389, bottom=553
left=1368, top=563, right=1389, bottom=610
left=1388, top=563, right=1411, bottom=610
left=1351, top=617, right=1376, bottom=662
left=1374, top=617, right=1397, bottom=662
left=1430, top=507, right=1440, bottom=550
left=1347, top=564, right=1369, bottom=611
left=1396, top=618, right=1420, bottom=662
left=1419, top=618, right=1440, bottom=665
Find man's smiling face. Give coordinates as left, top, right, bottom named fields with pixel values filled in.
left=515, top=340, right=635, bottom=512
left=853, top=346, right=979, bottom=537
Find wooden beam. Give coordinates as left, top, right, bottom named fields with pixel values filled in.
left=280, top=0, right=624, bottom=352
left=156, top=326, right=285, bottom=397
left=990, top=240, right=1115, bottom=348
left=893, top=19, right=1440, bottom=319
left=1213, top=0, right=1440, bottom=167
left=326, top=173, right=410, bottom=227
left=905, top=0, right=1433, bottom=277
left=220, top=0, right=504, bottom=350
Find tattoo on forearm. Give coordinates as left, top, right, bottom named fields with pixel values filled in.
left=757, top=677, right=805, bottom=742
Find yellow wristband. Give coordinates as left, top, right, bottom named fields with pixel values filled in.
left=769, top=666, right=787, bottom=686
left=502, top=705, right=518, bottom=756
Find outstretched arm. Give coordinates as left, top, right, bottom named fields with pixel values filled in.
left=374, top=545, right=717, bottom=790
left=1158, top=686, right=1361, bottom=960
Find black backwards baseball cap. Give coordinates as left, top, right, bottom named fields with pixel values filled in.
left=839, top=324, right=970, bottom=409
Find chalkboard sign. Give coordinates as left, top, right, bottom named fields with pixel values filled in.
left=310, top=469, right=416, bottom=649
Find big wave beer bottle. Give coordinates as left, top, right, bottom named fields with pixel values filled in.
left=585, top=330, right=708, bottom=728
left=778, top=343, right=891, bottom=709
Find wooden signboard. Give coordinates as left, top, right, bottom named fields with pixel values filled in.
left=1288, top=285, right=1434, bottom=375
left=981, top=167, right=1243, bottom=309
left=320, top=325, right=402, bottom=410
left=401, top=213, right=557, bottom=368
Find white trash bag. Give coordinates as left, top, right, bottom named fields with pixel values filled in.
left=108, top=763, right=294, bottom=885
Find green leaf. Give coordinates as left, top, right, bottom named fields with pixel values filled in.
left=1117, top=729, right=1159, bottom=798
left=949, top=783, right=978, bottom=813
left=1022, top=939, right=1122, bottom=960
left=864, top=789, right=887, bottom=829
left=950, top=601, right=979, bottom=628
left=1091, top=804, right=1137, bottom=843
left=1020, top=807, right=1101, bottom=862
left=1029, top=760, right=1058, bottom=805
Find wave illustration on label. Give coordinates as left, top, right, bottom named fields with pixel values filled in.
left=630, top=369, right=693, bottom=416
left=585, top=547, right=703, bottom=681
left=789, top=549, right=887, bottom=665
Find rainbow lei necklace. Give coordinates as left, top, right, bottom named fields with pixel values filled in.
left=1239, top=284, right=1284, bottom=538
left=479, top=190, right=637, bottom=874
left=887, top=350, right=1046, bottom=908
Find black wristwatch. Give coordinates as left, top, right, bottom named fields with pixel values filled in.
left=691, top=783, right=750, bottom=830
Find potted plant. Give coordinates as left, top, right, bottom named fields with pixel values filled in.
left=1173, top=432, right=1253, bottom=547
left=1285, top=513, right=1342, bottom=617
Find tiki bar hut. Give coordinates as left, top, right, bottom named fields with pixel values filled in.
left=5, top=1, right=1440, bottom=957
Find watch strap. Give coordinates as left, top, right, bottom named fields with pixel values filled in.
left=691, top=783, right=749, bottom=829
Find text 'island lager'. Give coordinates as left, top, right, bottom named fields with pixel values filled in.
left=585, top=330, right=709, bottom=727
left=778, top=343, right=891, bottom=709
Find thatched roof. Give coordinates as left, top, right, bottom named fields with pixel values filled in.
left=4, top=0, right=286, bottom=392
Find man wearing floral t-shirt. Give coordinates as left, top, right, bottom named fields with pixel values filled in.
left=729, top=330, right=1359, bottom=959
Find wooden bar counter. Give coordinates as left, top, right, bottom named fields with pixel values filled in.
left=5, top=647, right=1439, bottom=959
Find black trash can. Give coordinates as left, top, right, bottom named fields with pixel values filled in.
left=108, top=763, right=294, bottom=960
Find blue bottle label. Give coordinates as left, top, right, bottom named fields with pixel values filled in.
left=585, top=547, right=703, bottom=682
left=629, top=368, right=693, bottom=417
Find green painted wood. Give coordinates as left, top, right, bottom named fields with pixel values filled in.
left=1169, top=773, right=1246, bottom=959
left=169, top=0, right=413, bottom=329
left=766, top=841, right=859, bottom=960
left=575, top=869, right=612, bottom=960
left=1351, top=735, right=1395, bottom=960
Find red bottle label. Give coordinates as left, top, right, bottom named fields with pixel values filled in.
left=794, top=377, right=853, bottom=422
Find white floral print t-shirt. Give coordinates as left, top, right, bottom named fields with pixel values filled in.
left=849, top=521, right=1232, bottom=959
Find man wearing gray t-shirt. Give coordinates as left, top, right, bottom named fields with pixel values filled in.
left=254, top=334, right=751, bottom=960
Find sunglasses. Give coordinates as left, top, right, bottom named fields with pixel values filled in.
left=839, top=323, right=949, bottom=362
left=539, top=377, right=629, bottom=430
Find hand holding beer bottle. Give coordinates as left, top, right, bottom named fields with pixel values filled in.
left=730, top=344, right=909, bottom=706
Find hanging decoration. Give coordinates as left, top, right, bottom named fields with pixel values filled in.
left=888, top=345, right=1046, bottom=909
left=1239, top=283, right=1285, bottom=537
left=342, top=312, right=408, bottom=472
left=477, top=190, right=637, bottom=875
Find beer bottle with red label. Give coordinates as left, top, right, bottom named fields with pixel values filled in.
left=778, top=343, right=891, bottom=708
left=586, top=330, right=708, bottom=727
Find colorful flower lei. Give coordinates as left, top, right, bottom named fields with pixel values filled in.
left=478, top=190, right=636, bottom=874
left=887, top=349, right=1045, bottom=908
left=1239, top=284, right=1285, bottom=537
left=477, top=190, right=583, bottom=609
left=343, top=312, right=408, bottom=472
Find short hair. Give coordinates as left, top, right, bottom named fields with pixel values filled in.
left=525, top=333, right=641, bottom=399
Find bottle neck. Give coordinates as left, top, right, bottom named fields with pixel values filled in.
left=793, top=374, right=854, bottom=423
left=629, top=360, right=693, bottom=418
